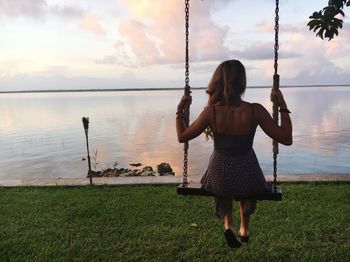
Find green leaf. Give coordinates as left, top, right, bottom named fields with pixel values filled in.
left=308, top=0, right=347, bottom=40
left=310, top=11, right=322, bottom=19
left=337, top=9, right=345, bottom=16
left=317, top=28, right=325, bottom=39
left=313, top=25, right=322, bottom=32
left=307, top=20, right=320, bottom=30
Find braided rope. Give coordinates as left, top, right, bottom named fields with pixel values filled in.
left=183, top=0, right=191, bottom=185
left=272, top=0, right=280, bottom=191
left=181, top=0, right=281, bottom=190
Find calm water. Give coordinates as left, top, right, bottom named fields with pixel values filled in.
left=0, top=86, right=349, bottom=180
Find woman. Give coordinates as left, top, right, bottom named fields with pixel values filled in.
left=176, top=60, right=292, bottom=248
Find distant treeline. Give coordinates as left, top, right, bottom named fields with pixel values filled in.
left=0, top=84, right=349, bottom=94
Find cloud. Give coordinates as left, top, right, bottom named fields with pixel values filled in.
left=114, top=0, right=231, bottom=65
left=233, top=42, right=301, bottom=60
left=248, top=19, right=350, bottom=85
left=0, top=0, right=84, bottom=20
left=256, top=21, right=274, bottom=33
left=0, top=0, right=107, bottom=38
left=119, top=19, right=162, bottom=64
left=256, top=21, right=301, bottom=34
left=50, top=5, right=84, bottom=19
left=0, top=0, right=47, bottom=18
left=180, top=62, right=218, bottom=73
left=278, top=57, right=349, bottom=85
left=0, top=59, right=25, bottom=77
left=95, top=52, right=138, bottom=68
left=79, top=13, right=105, bottom=35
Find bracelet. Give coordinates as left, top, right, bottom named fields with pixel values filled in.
left=279, top=108, right=291, bottom=113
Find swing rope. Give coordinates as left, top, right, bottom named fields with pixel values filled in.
left=181, top=0, right=281, bottom=191
left=182, top=0, right=191, bottom=185
left=272, top=0, right=280, bottom=190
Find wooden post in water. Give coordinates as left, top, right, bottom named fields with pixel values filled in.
left=82, top=117, right=93, bottom=186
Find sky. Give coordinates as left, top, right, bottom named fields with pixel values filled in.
left=0, top=0, right=349, bottom=91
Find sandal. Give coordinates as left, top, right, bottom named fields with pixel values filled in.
left=224, top=229, right=242, bottom=248
left=238, top=233, right=250, bottom=243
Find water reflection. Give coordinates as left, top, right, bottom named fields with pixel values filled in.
left=0, top=86, right=349, bottom=180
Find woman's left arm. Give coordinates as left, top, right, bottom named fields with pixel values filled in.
left=176, top=95, right=210, bottom=143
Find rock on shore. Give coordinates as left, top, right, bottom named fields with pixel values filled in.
left=87, top=162, right=175, bottom=178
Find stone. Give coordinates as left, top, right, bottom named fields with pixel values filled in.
left=142, top=166, right=153, bottom=172
left=114, top=169, right=124, bottom=176
left=156, top=163, right=174, bottom=176
left=140, top=170, right=155, bottom=176
left=87, top=170, right=102, bottom=178
left=91, top=163, right=174, bottom=178
left=159, top=172, right=174, bottom=176
left=129, top=163, right=142, bottom=167
left=133, top=169, right=142, bottom=176
left=124, top=170, right=139, bottom=176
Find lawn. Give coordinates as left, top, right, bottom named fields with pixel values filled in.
left=0, top=183, right=349, bottom=261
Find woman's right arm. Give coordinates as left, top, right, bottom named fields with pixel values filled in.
left=255, top=90, right=293, bottom=146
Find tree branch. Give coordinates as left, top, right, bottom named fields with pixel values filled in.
left=308, top=0, right=349, bottom=40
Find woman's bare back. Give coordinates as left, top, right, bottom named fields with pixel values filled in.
left=211, top=101, right=256, bottom=135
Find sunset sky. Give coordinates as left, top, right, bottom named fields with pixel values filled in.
left=0, top=0, right=349, bottom=91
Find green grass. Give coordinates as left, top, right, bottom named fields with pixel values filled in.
left=0, top=183, right=349, bottom=261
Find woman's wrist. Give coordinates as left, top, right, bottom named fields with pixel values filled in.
left=278, top=98, right=290, bottom=113
left=279, top=100, right=287, bottom=108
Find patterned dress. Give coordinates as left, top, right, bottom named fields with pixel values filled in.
left=200, top=104, right=270, bottom=219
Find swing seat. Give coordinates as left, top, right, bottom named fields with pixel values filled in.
left=177, top=182, right=282, bottom=201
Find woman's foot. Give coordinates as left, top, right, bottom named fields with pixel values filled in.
left=238, top=229, right=250, bottom=243
left=224, top=229, right=242, bottom=248
left=238, top=233, right=250, bottom=243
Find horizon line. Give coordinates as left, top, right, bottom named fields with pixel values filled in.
left=0, top=84, right=350, bottom=94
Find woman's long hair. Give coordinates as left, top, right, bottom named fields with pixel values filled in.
left=204, top=60, right=247, bottom=139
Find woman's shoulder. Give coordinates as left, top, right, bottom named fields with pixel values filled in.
left=203, top=104, right=214, bottom=111
left=243, top=101, right=267, bottom=111
left=242, top=102, right=269, bottom=119
left=203, top=103, right=223, bottom=111
left=201, top=105, right=214, bottom=116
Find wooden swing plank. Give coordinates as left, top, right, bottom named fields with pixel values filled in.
left=177, top=182, right=282, bottom=201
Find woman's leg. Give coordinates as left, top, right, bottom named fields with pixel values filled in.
left=215, top=197, right=235, bottom=229
left=219, top=197, right=242, bottom=248
left=239, top=200, right=251, bottom=236
left=222, top=198, right=234, bottom=230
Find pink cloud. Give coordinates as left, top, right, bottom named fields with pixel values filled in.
left=79, top=13, right=104, bottom=36
left=117, top=0, right=230, bottom=65
left=119, top=20, right=161, bottom=64
left=256, top=21, right=274, bottom=33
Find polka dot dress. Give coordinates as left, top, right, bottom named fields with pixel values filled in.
left=200, top=105, right=270, bottom=219
left=201, top=149, right=269, bottom=219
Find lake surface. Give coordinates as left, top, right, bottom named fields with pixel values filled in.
left=0, top=86, right=349, bottom=180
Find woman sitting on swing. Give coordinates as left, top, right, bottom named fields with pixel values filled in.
left=176, top=59, right=293, bottom=248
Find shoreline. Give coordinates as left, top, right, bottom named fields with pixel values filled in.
left=1, top=84, right=350, bottom=94
left=1, top=173, right=349, bottom=187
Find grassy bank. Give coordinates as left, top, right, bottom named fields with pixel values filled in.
left=0, top=183, right=349, bottom=261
